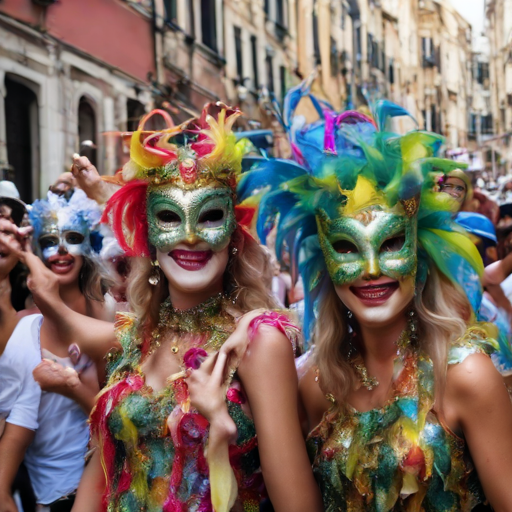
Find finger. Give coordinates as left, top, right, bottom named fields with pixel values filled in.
left=72, top=154, right=91, bottom=171
left=0, top=233, right=21, bottom=256
left=211, top=351, right=229, bottom=387
left=199, top=353, right=218, bottom=375
left=0, top=218, right=19, bottom=235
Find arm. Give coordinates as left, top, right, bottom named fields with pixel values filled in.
left=445, top=353, right=512, bottom=511
left=72, top=444, right=105, bottom=512
left=0, top=424, right=34, bottom=512
left=238, top=326, right=323, bottom=512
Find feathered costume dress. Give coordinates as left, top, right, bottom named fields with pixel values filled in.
left=238, top=82, right=502, bottom=511
left=90, top=105, right=298, bottom=512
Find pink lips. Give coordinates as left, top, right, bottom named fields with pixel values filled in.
left=170, top=249, right=213, bottom=271
left=48, top=253, right=75, bottom=275
left=350, top=281, right=399, bottom=306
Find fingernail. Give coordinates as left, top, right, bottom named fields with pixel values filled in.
left=73, top=153, right=80, bottom=159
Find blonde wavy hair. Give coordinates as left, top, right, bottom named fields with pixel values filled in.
left=314, top=264, right=471, bottom=409
left=127, top=226, right=278, bottom=336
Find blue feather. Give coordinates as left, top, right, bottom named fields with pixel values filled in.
left=238, top=158, right=307, bottom=202
left=372, top=100, right=417, bottom=132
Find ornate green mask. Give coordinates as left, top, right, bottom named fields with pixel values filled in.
left=147, top=184, right=237, bottom=253
left=317, top=206, right=418, bottom=286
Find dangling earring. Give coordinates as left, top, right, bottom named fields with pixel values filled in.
left=346, top=309, right=353, bottom=319
left=231, top=246, right=238, bottom=255
left=149, top=260, right=160, bottom=286
left=407, top=308, right=418, bottom=344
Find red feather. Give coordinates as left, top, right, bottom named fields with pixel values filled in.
left=102, top=181, right=150, bottom=257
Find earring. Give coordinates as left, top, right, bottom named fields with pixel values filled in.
left=407, top=309, right=418, bottom=343
left=231, top=246, right=238, bottom=255
left=149, top=260, right=160, bottom=286
left=346, top=309, right=353, bottom=319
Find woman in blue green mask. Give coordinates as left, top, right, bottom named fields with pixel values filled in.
left=239, top=88, right=512, bottom=510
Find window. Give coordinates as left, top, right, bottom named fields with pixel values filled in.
left=164, top=0, right=177, bottom=24
left=201, top=0, right=217, bottom=51
left=78, top=97, right=97, bottom=167
left=477, top=62, right=490, bottom=85
left=482, top=114, right=493, bottom=134
left=431, top=104, right=437, bottom=133
left=234, top=26, right=243, bottom=81
left=422, top=37, right=435, bottom=67
left=264, top=0, right=270, bottom=18
left=187, top=0, right=195, bottom=38
left=330, top=37, right=339, bottom=76
left=280, top=65, right=286, bottom=101
left=389, top=59, right=395, bottom=84
left=313, top=1, right=320, bottom=65
left=251, top=35, right=259, bottom=89
left=266, top=51, right=274, bottom=93
left=127, top=99, right=145, bottom=132
left=276, top=0, right=285, bottom=26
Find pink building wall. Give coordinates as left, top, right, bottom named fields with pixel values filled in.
left=0, top=0, right=154, bottom=82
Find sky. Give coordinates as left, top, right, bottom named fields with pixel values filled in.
left=449, top=0, right=485, bottom=38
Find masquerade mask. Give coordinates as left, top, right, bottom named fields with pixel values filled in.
left=317, top=206, right=417, bottom=286
left=38, top=224, right=90, bottom=261
left=30, top=190, right=102, bottom=262
left=147, top=184, right=237, bottom=252
left=316, top=175, right=418, bottom=286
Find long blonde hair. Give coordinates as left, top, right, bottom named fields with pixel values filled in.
left=315, top=264, right=471, bottom=408
left=127, top=226, right=277, bottom=336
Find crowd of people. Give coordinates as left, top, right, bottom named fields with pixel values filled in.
left=1, top=83, right=512, bottom=512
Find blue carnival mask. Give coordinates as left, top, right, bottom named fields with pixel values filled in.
left=29, top=190, right=102, bottom=262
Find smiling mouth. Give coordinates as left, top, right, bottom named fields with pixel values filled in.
left=48, top=255, right=75, bottom=275
left=170, top=250, right=213, bottom=271
left=350, top=282, right=399, bottom=306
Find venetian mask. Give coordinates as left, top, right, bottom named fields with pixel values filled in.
left=30, top=190, right=101, bottom=263
left=316, top=176, right=418, bottom=286
left=146, top=184, right=237, bottom=253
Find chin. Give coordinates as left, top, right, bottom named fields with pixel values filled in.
left=335, top=276, right=415, bottom=328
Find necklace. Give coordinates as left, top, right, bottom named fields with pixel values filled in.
left=148, top=293, right=236, bottom=359
left=348, top=327, right=412, bottom=391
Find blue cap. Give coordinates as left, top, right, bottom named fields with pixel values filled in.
left=456, top=212, right=497, bottom=245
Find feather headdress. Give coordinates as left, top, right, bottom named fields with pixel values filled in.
left=239, top=85, right=483, bottom=343
left=103, top=103, right=253, bottom=257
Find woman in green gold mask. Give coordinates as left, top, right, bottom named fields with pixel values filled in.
left=10, top=104, right=322, bottom=512
left=240, top=95, right=512, bottom=510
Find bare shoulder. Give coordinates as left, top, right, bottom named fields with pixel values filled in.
left=244, top=324, right=296, bottom=361
left=447, top=352, right=504, bottom=401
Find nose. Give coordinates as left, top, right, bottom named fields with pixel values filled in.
left=58, top=244, right=68, bottom=255
left=184, top=221, right=200, bottom=245
left=362, top=253, right=381, bottom=281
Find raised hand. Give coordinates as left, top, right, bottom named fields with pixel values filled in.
left=71, top=154, right=120, bottom=203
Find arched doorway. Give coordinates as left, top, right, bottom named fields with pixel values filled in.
left=4, top=75, right=39, bottom=202
left=78, top=96, right=97, bottom=167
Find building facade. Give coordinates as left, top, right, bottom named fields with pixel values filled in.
left=0, top=0, right=498, bottom=201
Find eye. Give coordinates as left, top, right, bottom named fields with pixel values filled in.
left=39, top=236, right=59, bottom=250
left=65, top=232, right=85, bottom=245
left=380, top=235, right=405, bottom=253
left=332, top=240, right=358, bottom=254
left=198, top=209, right=224, bottom=225
left=157, top=210, right=181, bottom=224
